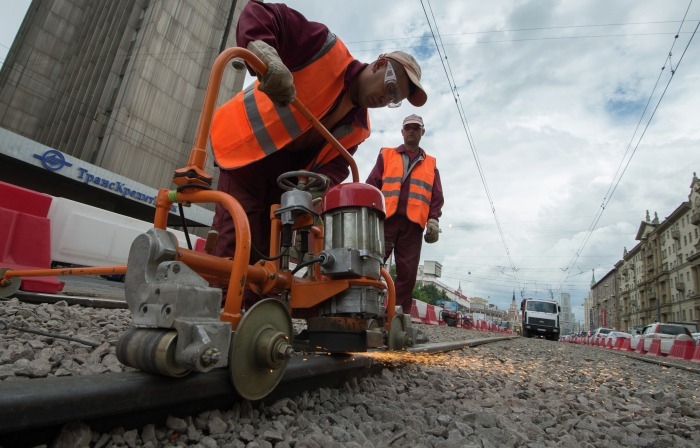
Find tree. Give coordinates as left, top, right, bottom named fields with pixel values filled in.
left=412, top=282, right=448, bottom=305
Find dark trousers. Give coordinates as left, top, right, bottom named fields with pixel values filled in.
left=211, top=165, right=285, bottom=308
left=383, top=214, right=424, bottom=314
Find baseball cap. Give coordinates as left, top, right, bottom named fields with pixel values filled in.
left=381, top=51, right=427, bottom=107
left=403, top=114, right=424, bottom=127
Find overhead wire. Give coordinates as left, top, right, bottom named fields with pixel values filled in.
left=420, top=0, right=523, bottom=292
left=1, top=3, right=697, bottom=300
left=557, top=0, right=698, bottom=293
left=341, top=19, right=699, bottom=49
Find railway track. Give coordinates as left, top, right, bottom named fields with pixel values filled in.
left=0, top=334, right=514, bottom=448
left=4, top=290, right=699, bottom=447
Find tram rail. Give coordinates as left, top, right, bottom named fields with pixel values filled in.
left=0, top=336, right=513, bottom=447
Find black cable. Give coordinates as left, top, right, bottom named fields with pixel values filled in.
left=174, top=183, right=212, bottom=251
left=170, top=182, right=291, bottom=262
left=291, top=256, right=325, bottom=275
left=1, top=318, right=101, bottom=348
left=252, top=244, right=289, bottom=262
left=177, top=203, right=193, bottom=250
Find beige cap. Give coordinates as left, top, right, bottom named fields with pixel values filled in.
left=381, top=51, right=427, bottom=107
left=403, top=114, right=424, bottom=127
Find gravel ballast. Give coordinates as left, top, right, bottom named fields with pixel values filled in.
left=2, top=297, right=700, bottom=448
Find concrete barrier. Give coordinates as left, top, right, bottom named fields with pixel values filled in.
left=634, top=338, right=647, bottom=354
left=48, top=197, right=204, bottom=266
left=424, top=304, right=439, bottom=325
left=619, top=338, right=632, bottom=351
left=410, top=299, right=427, bottom=324
left=646, top=338, right=664, bottom=357
left=0, top=182, right=64, bottom=293
left=667, top=338, right=695, bottom=361
left=691, top=345, right=700, bottom=363
left=1, top=182, right=206, bottom=294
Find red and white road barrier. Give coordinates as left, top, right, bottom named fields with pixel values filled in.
left=1, top=181, right=204, bottom=293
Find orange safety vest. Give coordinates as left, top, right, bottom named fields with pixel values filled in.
left=211, top=33, right=369, bottom=170
left=305, top=121, right=370, bottom=172
left=380, top=147, right=436, bottom=227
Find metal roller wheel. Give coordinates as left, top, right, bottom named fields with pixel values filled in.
left=366, top=318, right=380, bottom=331
left=116, top=328, right=190, bottom=377
left=387, top=314, right=408, bottom=351
left=0, top=268, right=21, bottom=298
left=229, top=299, right=293, bottom=401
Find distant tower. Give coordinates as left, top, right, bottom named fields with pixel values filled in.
left=507, top=290, right=520, bottom=325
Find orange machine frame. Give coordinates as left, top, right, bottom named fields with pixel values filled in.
left=1, top=48, right=395, bottom=332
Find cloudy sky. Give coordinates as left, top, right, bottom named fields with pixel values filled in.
left=2, top=1, right=699, bottom=323
left=278, top=0, right=700, bottom=323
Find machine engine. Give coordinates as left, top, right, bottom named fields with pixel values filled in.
left=318, top=183, right=386, bottom=318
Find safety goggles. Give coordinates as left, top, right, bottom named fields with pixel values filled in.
left=384, top=61, right=402, bottom=108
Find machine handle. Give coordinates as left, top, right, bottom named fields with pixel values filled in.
left=185, top=47, right=359, bottom=185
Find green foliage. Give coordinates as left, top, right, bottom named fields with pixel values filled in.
left=412, top=282, right=448, bottom=305
left=389, top=264, right=397, bottom=281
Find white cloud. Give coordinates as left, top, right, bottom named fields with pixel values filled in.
left=284, top=0, right=700, bottom=322
left=3, top=1, right=698, bottom=325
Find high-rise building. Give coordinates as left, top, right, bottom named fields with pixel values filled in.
left=0, top=0, right=249, bottom=227
left=559, top=292, right=575, bottom=334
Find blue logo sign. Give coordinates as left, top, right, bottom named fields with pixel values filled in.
left=33, top=149, right=73, bottom=171
left=31, top=149, right=176, bottom=212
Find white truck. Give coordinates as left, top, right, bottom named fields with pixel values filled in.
left=520, top=298, right=561, bottom=341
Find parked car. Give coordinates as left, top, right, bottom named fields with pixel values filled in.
left=639, top=323, right=694, bottom=354
left=591, top=327, right=613, bottom=339
left=605, top=331, right=632, bottom=347
left=668, top=322, right=698, bottom=334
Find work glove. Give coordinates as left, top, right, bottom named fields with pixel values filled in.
left=247, top=40, right=296, bottom=107
left=305, top=173, right=330, bottom=206
left=424, top=218, right=440, bottom=244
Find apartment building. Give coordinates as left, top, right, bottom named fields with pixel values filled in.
left=590, top=173, right=700, bottom=332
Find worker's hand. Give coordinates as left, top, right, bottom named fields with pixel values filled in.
left=424, top=218, right=440, bottom=244
left=247, top=40, right=296, bottom=107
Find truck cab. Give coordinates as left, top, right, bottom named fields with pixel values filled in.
left=520, top=298, right=561, bottom=341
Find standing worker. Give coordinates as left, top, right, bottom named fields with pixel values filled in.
left=209, top=1, right=427, bottom=308
left=365, top=114, right=444, bottom=315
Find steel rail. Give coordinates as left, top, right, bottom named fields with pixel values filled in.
left=566, top=342, right=700, bottom=375
left=9, top=291, right=128, bottom=309
left=0, top=337, right=513, bottom=447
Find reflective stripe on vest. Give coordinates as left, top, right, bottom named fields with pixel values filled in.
left=380, top=147, right=436, bottom=227
left=211, top=33, right=355, bottom=169
left=305, top=119, right=371, bottom=172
